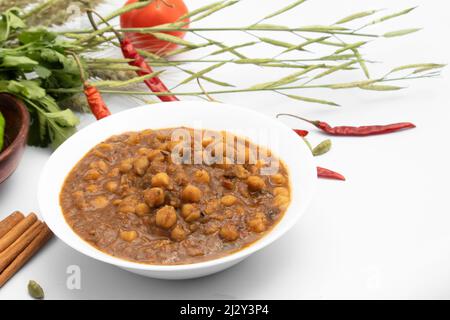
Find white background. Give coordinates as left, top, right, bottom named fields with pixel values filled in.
left=1, top=0, right=449, bottom=299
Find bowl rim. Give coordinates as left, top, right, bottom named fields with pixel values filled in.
left=38, top=101, right=317, bottom=272
left=0, top=93, right=30, bottom=162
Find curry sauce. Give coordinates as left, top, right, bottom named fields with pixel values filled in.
left=60, top=128, right=291, bottom=265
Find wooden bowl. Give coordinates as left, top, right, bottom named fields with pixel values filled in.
left=0, top=94, right=30, bottom=185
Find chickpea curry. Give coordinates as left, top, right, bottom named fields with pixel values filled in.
left=60, top=128, right=291, bottom=265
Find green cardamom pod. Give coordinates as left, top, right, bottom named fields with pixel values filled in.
left=28, top=280, right=44, bottom=300
left=312, top=139, right=332, bottom=156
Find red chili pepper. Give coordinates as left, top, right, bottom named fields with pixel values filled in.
left=87, top=10, right=178, bottom=103
left=278, top=114, right=416, bottom=136
left=84, top=85, right=111, bottom=120
left=293, top=129, right=309, bottom=137
left=71, top=52, right=111, bottom=120
left=310, top=121, right=415, bottom=136
left=317, top=167, right=346, bottom=181
left=120, top=37, right=178, bottom=102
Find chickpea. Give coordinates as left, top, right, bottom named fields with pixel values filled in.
left=118, top=196, right=138, bottom=214
left=98, top=143, right=113, bottom=151
left=89, top=160, right=108, bottom=172
left=204, top=222, right=220, bottom=235
left=165, top=140, right=180, bottom=152
left=135, top=203, right=150, bottom=216
left=189, top=223, right=199, bottom=232
left=271, top=173, right=286, bottom=185
left=104, top=181, right=118, bottom=193
left=151, top=172, right=170, bottom=188
left=219, top=224, right=239, bottom=241
left=119, top=159, right=133, bottom=173
left=133, top=157, right=150, bottom=176
left=137, top=147, right=150, bottom=156
left=247, top=212, right=267, bottom=233
left=181, top=204, right=201, bottom=222
left=126, top=133, right=140, bottom=145
left=234, top=165, right=250, bottom=179
left=273, top=187, right=289, bottom=197
left=181, top=184, right=202, bottom=203
left=84, top=169, right=101, bottom=181
left=90, top=196, right=108, bottom=209
left=171, top=225, right=186, bottom=242
left=204, top=199, right=219, bottom=215
left=156, top=132, right=167, bottom=141
left=273, top=195, right=290, bottom=210
left=246, top=176, right=266, bottom=192
left=187, top=247, right=204, bottom=257
left=155, top=206, right=177, bottom=229
left=255, top=159, right=266, bottom=169
left=221, top=195, right=237, bottom=207
left=112, top=199, right=122, bottom=206
left=141, top=129, right=154, bottom=136
left=97, top=160, right=109, bottom=173
left=143, top=187, right=165, bottom=208
left=118, top=204, right=136, bottom=214
left=147, top=149, right=164, bottom=161
left=92, top=150, right=107, bottom=159
left=120, top=230, right=138, bottom=242
left=194, top=170, right=210, bottom=184
left=108, top=167, right=120, bottom=178
left=86, top=185, right=98, bottom=193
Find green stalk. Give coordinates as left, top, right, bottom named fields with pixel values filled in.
left=61, top=26, right=379, bottom=38
left=47, top=74, right=437, bottom=97
left=21, top=0, right=59, bottom=19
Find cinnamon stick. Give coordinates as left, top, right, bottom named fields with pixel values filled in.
left=0, top=212, right=25, bottom=238
left=0, top=213, right=37, bottom=253
left=0, top=221, right=43, bottom=273
left=0, top=224, right=53, bottom=288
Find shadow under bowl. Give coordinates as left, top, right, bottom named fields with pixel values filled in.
left=0, top=93, right=30, bottom=185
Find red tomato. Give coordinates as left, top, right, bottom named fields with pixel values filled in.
left=120, top=0, right=189, bottom=55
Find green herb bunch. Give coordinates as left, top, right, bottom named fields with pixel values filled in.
left=0, top=8, right=82, bottom=148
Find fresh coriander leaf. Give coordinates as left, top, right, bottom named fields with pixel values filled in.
left=0, top=80, right=46, bottom=100
left=45, top=109, right=80, bottom=127
left=0, top=8, right=25, bottom=41
left=48, top=120, right=77, bottom=149
left=0, top=55, right=38, bottom=70
left=18, top=28, right=56, bottom=44
left=22, top=95, right=78, bottom=148
left=35, top=65, right=52, bottom=79
left=6, top=8, right=26, bottom=29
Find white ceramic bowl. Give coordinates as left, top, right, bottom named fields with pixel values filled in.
left=38, top=101, right=317, bottom=280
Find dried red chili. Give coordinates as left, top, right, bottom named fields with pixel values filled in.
left=278, top=114, right=416, bottom=136
left=83, top=86, right=112, bottom=120
left=317, top=167, right=346, bottom=181
left=87, top=10, right=178, bottom=103
left=71, top=53, right=111, bottom=120
left=293, top=129, right=309, bottom=137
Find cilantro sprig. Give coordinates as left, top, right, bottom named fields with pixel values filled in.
left=0, top=8, right=81, bottom=148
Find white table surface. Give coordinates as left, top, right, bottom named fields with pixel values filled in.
left=1, top=0, right=449, bottom=300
